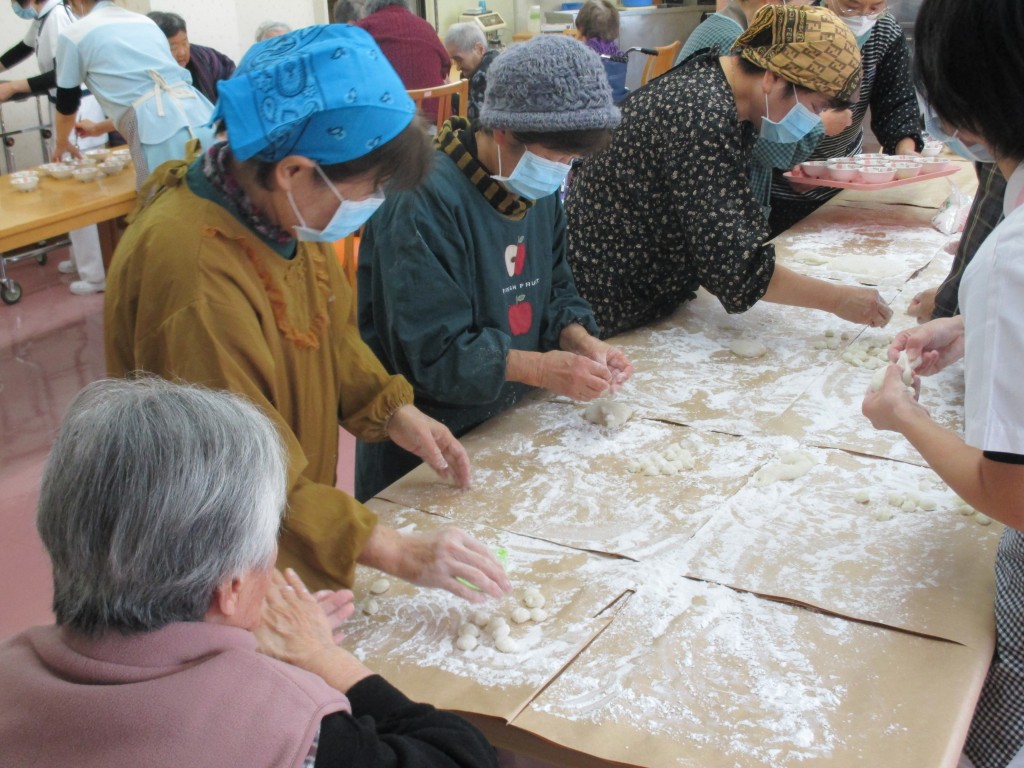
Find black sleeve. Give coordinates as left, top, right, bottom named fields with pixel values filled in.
left=0, top=42, right=33, bottom=70
left=868, top=28, right=924, bottom=154
left=313, top=675, right=498, bottom=768
left=26, top=70, right=56, bottom=96
left=55, top=85, right=81, bottom=116
left=983, top=451, right=1024, bottom=465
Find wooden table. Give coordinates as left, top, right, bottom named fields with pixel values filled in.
left=0, top=166, right=136, bottom=265
left=342, top=158, right=995, bottom=767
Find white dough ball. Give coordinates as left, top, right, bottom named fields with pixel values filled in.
left=494, top=636, right=519, bottom=654
left=887, top=493, right=904, bottom=507
left=529, top=608, right=548, bottom=622
left=458, top=623, right=480, bottom=638
left=976, top=513, right=993, bottom=526
left=511, top=607, right=531, bottom=624
left=901, top=501, right=917, bottom=513
left=456, top=634, right=478, bottom=651
left=853, top=490, right=870, bottom=504
left=523, top=591, right=545, bottom=609
left=470, top=609, right=489, bottom=627
left=874, top=510, right=893, bottom=522
left=491, top=623, right=511, bottom=639
left=919, top=499, right=937, bottom=511
left=369, top=577, right=391, bottom=595
left=364, top=598, right=381, bottom=615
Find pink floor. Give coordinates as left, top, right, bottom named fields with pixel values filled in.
left=0, top=249, right=356, bottom=641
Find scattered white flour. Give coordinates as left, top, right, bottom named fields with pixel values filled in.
left=828, top=254, right=905, bottom=281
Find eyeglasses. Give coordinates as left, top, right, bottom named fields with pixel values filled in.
left=831, top=0, right=887, bottom=18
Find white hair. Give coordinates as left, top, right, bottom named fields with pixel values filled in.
left=37, top=378, right=287, bottom=636
left=444, top=22, right=487, bottom=53
left=363, top=0, right=409, bottom=16
left=255, top=20, right=292, bottom=41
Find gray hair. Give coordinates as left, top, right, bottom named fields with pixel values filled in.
left=444, top=22, right=487, bottom=53
left=37, top=378, right=287, bottom=636
left=255, top=20, right=291, bottom=42
left=363, top=0, right=409, bottom=16
left=332, top=0, right=364, bottom=23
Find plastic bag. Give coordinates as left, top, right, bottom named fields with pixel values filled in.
left=932, top=179, right=973, bottom=235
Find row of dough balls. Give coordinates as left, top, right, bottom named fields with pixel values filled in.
left=853, top=490, right=992, bottom=524
left=812, top=328, right=853, bottom=351
left=456, top=588, right=549, bottom=653
left=840, top=336, right=896, bottom=370
left=625, top=442, right=696, bottom=476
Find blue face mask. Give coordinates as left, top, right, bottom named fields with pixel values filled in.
left=492, top=147, right=572, bottom=201
left=12, top=2, right=37, bottom=19
left=921, top=102, right=996, bottom=164
left=759, top=85, right=823, bottom=148
left=288, top=164, right=385, bottom=242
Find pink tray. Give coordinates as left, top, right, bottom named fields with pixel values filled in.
left=782, top=166, right=958, bottom=191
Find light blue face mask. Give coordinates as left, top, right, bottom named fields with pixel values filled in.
left=11, top=2, right=37, bottom=19
left=759, top=85, right=823, bottom=148
left=921, top=102, right=996, bottom=164
left=492, top=147, right=572, bottom=201
left=288, top=164, right=385, bottom=242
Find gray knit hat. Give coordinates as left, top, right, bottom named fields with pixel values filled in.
left=478, top=35, right=621, bottom=132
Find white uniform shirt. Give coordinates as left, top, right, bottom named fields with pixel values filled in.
left=22, top=0, right=74, bottom=91
left=55, top=0, right=212, bottom=145
left=960, top=161, right=1024, bottom=455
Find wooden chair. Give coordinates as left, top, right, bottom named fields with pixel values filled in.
left=332, top=233, right=360, bottom=289
left=406, top=80, right=469, bottom=132
left=640, top=40, right=682, bottom=86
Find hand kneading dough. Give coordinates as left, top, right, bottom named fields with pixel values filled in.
left=870, top=350, right=920, bottom=392
left=752, top=451, right=816, bottom=486
left=583, top=398, right=635, bottom=428
left=729, top=339, right=768, bottom=359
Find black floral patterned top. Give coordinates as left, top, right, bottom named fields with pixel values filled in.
left=565, top=54, right=774, bottom=339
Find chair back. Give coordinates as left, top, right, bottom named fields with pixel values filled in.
left=406, top=80, right=469, bottom=132
left=640, top=40, right=682, bottom=86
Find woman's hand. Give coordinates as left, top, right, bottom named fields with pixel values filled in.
left=832, top=285, right=893, bottom=327
left=360, top=525, right=512, bottom=603
left=862, top=363, right=928, bottom=434
left=256, top=568, right=341, bottom=666
left=51, top=137, right=82, bottom=163
left=386, top=405, right=471, bottom=488
left=74, top=119, right=106, bottom=138
left=573, top=335, right=634, bottom=396
left=313, top=587, right=357, bottom=644
left=888, top=316, right=965, bottom=376
left=256, top=568, right=373, bottom=693
left=820, top=108, right=853, bottom=137
left=906, top=287, right=937, bottom=324
left=894, top=137, right=919, bottom=156
left=538, top=350, right=611, bottom=401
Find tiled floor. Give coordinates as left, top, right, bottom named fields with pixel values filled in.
left=0, top=249, right=356, bottom=641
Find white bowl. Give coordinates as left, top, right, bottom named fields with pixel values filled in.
left=892, top=161, right=922, bottom=179
left=72, top=166, right=100, bottom=183
left=111, top=146, right=131, bottom=157
left=921, top=142, right=944, bottom=157
left=84, top=148, right=111, bottom=161
left=917, top=156, right=956, bottom=172
left=11, top=175, right=39, bottom=191
left=798, top=160, right=830, bottom=178
left=98, top=160, right=123, bottom=176
left=49, top=163, right=75, bottom=179
left=857, top=164, right=896, bottom=184
left=826, top=162, right=861, bottom=182
left=854, top=153, right=887, bottom=161
left=10, top=170, right=39, bottom=180
left=857, top=157, right=892, bottom=167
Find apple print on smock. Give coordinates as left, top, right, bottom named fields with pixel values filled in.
left=508, top=294, right=532, bottom=336
left=504, top=237, right=526, bottom=277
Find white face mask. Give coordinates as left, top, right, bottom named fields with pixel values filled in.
left=492, top=146, right=572, bottom=201
left=843, top=13, right=879, bottom=39
left=287, top=163, right=385, bottom=242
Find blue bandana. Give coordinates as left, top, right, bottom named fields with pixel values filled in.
left=213, top=26, right=415, bottom=163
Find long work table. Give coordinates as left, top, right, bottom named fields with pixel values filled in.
left=365, top=156, right=992, bottom=765
left=343, top=156, right=993, bottom=767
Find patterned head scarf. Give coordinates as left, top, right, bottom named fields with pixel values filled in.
left=213, top=25, right=415, bottom=163
left=732, top=5, right=862, bottom=102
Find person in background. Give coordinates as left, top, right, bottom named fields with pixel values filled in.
left=443, top=22, right=497, bottom=122
left=862, top=1, right=1024, bottom=766
left=147, top=11, right=235, bottom=105
left=574, top=0, right=626, bottom=103
left=255, top=20, right=291, bottom=42
left=357, top=35, right=633, bottom=500
left=332, top=0, right=364, bottom=24
left=53, top=0, right=215, bottom=188
left=355, top=0, right=450, bottom=124
left=906, top=162, right=1006, bottom=323
left=0, top=0, right=107, bottom=295
left=105, top=25, right=511, bottom=601
left=565, top=5, right=892, bottom=340
left=673, top=0, right=850, bottom=215
left=767, top=0, right=923, bottom=236
left=0, top=378, right=500, bottom=768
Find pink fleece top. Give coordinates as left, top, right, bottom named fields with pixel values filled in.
left=0, top=622, right=351, bottom=768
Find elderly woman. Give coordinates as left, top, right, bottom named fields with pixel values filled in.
left=356, top=35, right=634, bottom=499
left=565, top=5, right=893, bottom=339
left=105, top=26, right=510, bottom=601
left=863, top=0, right=1024, bottom=766
left=52, top=0, right=215, bottom=187
left=443, top=22, right=498, bottom=122
left=0, top=379, right=499, bottom=767
left=574, top=0, right=627, bottom=103
left=255, top=20, right=292, bottom=42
